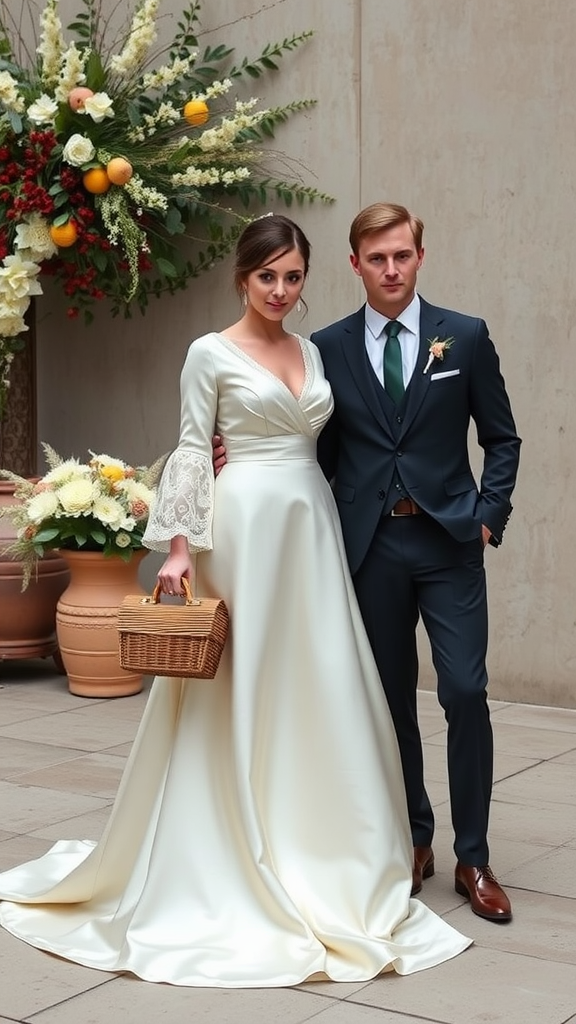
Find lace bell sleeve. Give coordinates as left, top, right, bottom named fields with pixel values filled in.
left=143, top=338, right=218, bottom=554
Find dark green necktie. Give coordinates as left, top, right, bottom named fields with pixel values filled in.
left=383, top=320, right=404, bottom=404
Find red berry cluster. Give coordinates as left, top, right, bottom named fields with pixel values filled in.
left=1, top=131, right=57, bottom=218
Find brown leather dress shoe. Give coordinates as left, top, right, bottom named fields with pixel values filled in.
left=454, top=863, right=512, bottom=922
left=411, top=846, right=434, bottom=896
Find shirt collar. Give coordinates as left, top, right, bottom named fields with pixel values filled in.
left=365, top=293, right=421, bottom=339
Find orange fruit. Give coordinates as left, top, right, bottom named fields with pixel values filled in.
left=49, top=220, right=78, bottom=247
left=106, top=157, right=133, bottom=186
left=82, top=167, right=111, bottom=194
left=183, top=99, right=209, bottom=126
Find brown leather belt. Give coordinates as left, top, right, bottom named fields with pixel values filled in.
left=390, top=498, right=422, bottom=517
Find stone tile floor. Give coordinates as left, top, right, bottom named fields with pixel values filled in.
left=0, top=659, right=575, bottom=1023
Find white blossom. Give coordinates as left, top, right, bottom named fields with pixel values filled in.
left=141, top=56, right=195, bottom=91
left=0, top=71, right=25, bottom=113
left=62, top=133, right=96, bottom=166
left=124, top=174, right=168, bottom=211
left=37, top=0, right=66, bottom=89
left=192, top=79, right=233, bottom=102
left=92, top=494, right=127, bottom=529
left=54, top=42, right=89, bottom=103
left=26, top=490, right=59, bottom=524
left=196, top=104, right=268, bottom=153
left=43, top=460, right=90, bottom=486
left=171, top=165, right=250, bottom=188
left=0, top=255, right=43, bottom=302
left=56, top=478, right=96, bottom=516
left=0, top=306, right=28, bottom=338
left=14, top=214, right=58, bottom=263
left=89, top=452, right=128, bottom=471
left=109, top=0, right=160, bottom=78
left=83, top=92, right=115, bottom=122
left=27, top=93, right=59, bottom=124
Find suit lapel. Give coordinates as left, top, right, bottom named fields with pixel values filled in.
left=399, top=298, right=447, bottom=437
left=339, top=308, right=395, bottom=432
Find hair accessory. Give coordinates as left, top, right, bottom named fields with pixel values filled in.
left=255, top=211, right=275, bottom=219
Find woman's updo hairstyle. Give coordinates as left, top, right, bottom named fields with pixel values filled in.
left=233, top=214, right=311, bottom=297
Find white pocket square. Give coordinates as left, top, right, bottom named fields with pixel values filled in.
left=430, top=368, right=460, bottom=380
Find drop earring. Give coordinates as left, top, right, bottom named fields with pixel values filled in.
left=296, top=299, right=302, bottom=314
left=242, top=291, right=247, bottom=307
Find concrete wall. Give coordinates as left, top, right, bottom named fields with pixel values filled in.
left=36, top=0, right=575, bottom=707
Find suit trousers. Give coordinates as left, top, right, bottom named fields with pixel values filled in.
left=353, top=510, right=493, bottom=866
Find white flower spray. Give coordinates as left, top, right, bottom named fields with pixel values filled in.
left=110, top=0, right=160, bottom=78
left=37, top=0, right=66, bottom=89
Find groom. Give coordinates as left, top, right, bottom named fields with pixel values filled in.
left=312, top=202, right=521, bottom=922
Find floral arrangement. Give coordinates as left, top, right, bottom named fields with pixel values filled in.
left=0, top=0, right=330, bottom=412
left=423, top=335, right=456, bottom=374
left=0, top=443, right=165, bottom=586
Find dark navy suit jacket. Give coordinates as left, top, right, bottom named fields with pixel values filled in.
left=311, top=297, right=521, bottom=575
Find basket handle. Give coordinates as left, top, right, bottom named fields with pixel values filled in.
left=149, top=577, right=199, bottom=606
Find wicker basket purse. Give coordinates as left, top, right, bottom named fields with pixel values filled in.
left=118, top=578, right=229, bottom=679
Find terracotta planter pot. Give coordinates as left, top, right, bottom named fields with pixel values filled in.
left=0, top=481, right=69, bottom=666
left=56, top=548, right=147, bottom=697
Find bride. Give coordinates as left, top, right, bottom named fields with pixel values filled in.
left=0, top=214, right=471, bottom=987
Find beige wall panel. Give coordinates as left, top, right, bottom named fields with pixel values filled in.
left=34, top=0, right=574, bottom=704
left=359, top=0, right=575, bottom=706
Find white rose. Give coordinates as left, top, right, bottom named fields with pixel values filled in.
left=62, top=133, right=96, bottom=166
left=26, top=490, right=59, bottom=524
left=27, top=94, right=59, bottom=125
left=83, top=92, right=114, bottom=123
left=115, top=531, right=132, bottom=548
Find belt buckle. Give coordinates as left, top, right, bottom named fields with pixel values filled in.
left=391, top=507, right=409, bottom=517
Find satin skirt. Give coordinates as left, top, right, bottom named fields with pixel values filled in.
left=0, top=437, right=471, bottom=985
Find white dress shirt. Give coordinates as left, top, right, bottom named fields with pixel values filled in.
left=364, top=293, right=421, bottom=389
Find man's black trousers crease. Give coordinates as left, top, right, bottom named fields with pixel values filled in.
left=353, top=511, right=493, bottom=866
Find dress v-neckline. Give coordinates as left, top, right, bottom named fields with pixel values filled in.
left=215, top=332, right=309, bottom=403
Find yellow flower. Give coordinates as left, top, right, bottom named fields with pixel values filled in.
left=100, top=465, right=126, bottom=483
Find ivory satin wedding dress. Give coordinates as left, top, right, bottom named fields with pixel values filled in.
left=0, top=334, right=471, bottom=986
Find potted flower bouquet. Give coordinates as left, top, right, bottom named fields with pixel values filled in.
left=0, top=443, right=164, bottom=695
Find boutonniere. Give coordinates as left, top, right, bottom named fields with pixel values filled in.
left=423, top=336, right=455, bottom=374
